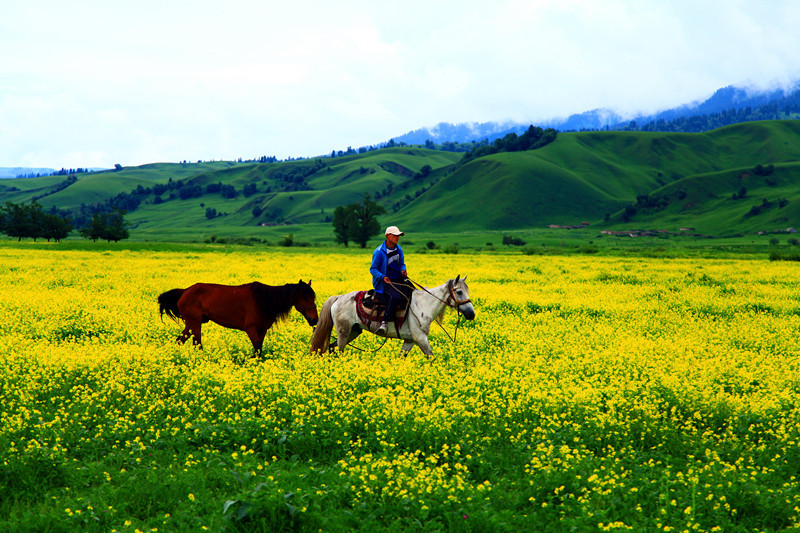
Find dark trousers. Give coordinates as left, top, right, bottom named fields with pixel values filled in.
left=382, top=279, right=412, bottom=321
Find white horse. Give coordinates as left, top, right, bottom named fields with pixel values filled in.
left=310, top=275, right=475, bottom=356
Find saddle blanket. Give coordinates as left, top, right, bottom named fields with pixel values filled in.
left=354, top=289, right=409, bottom=330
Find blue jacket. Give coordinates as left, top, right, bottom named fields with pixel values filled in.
left=370, top=242, right=406, bottom=293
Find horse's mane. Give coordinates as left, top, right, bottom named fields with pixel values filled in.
left=249, top=281, right=315, bottom=323
left=431, top=279, right=455, bottom=326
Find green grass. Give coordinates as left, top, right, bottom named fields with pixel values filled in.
left=4, top=226, right=797, bottom=263
left=617, top=161, right=800, bottom=234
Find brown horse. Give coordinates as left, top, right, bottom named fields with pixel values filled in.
left=158, top=280, right=318, bottom=356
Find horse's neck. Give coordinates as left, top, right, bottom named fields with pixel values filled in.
left=416, top=283, right=449, bottom=316
left=254, top=283, right=295, bottom=314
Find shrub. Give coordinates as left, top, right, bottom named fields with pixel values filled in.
left=442, top=244, right=459, bottom=254
left=502, top=235, right=526, bottom=246
left=770, top=251, right=800, bottom=261
left=521, top=247, right=536, bottom=255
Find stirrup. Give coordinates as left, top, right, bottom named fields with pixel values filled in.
left=377, top=321, right=387, bottom=334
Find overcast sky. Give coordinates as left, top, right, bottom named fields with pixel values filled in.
left=2, top=0, right=800, bottom=169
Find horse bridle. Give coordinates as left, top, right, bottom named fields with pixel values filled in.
left=446, top=281, right=472, bottom=309
left=295, top=302, right=317, bottom=317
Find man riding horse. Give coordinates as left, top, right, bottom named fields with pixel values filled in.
left=370, top=225, right=413, bottom=335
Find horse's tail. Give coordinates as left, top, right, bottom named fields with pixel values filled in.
left=310, top=295, right=338, bottom=354
left=158, top=288, right=185, bottom=322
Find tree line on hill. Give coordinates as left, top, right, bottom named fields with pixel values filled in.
left=13, top=167, right=93, bottom=179
left=0, top=201, right=129, bottom=242
left=617, top=89, right=800, bottom=134
left=461, top=125, right=558, bottom=161
left=621, top=105, right=796, bottom=134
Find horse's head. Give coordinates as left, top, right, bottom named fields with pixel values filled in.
left=448, top=275, right=476, bottom=320
left=294, top=280, right=319, bottom=327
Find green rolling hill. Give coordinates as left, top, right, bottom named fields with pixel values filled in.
left=397, top=120, right=800, bottom=234
left=2, top=121, right=799, bottom=241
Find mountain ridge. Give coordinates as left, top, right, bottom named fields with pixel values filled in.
left=0, top=167, right=57, bottom=180
left=392, top=82, right=800, bottom=145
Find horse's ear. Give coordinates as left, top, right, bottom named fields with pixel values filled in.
left=308, top=280, right=312, bottom=286
left=455, top=274, right=460, bottom=283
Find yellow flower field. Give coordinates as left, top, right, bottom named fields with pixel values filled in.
left=1, top=244, right=799, bottom=532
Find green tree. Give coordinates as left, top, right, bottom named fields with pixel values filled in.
left=1, top=202, right=35, bottom=241
left=331, top=194, right=386, bottom=248
left=350, top=194, right=386, bottom=248
left=102, top=209, right=130, bottom=242
left=0, top=201, right=62, bottom=241
left=221, top=185, right=238, bottom=199
left=79, top=209, right=129, bottom=243
left=80, top=213, right=107, bottom=242
left=332, top=204, right=357, bottom=247
left=416, top=164, right=432, bottom=180
left=42, top=213, right=72, bottom=242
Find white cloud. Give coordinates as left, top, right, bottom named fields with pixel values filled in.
left=2, top=0, right=800, bottom=167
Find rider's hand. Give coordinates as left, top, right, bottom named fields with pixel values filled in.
left=384, top=276, right=390, bottom=283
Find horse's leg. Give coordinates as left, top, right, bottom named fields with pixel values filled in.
left=401, top=341, right=415, bottom=357
left=341, top=325, right=362, bottom=350
left=176, top=296, right=203, bottom=349
left=182, top=318, right=203, bottom=349
left=412, top=334, right=434, bottom=357
left=244, top=324, right=268, bottom=357
left=331, top=317, right=363, bottom=352
left=335, top=324, right=358, bottom=352
left=328, top=295, right=368, bottom=353
left=177, top=321, right=192, bottom=345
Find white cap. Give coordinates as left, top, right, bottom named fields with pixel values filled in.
left=385, top=225, right=404, bottom=236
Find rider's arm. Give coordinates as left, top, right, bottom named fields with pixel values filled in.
left=370, top=246, right=386, bottom=289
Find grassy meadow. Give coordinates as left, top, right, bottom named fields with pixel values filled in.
left=1, top=242, right=799, bottom=531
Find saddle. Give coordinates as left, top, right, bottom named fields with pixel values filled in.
left=355, top=289, right=411, bottom=330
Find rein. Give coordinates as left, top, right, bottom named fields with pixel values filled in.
left=345, top=336, right=389, bottom=353
left=407, top=277, right=471, bottom=308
